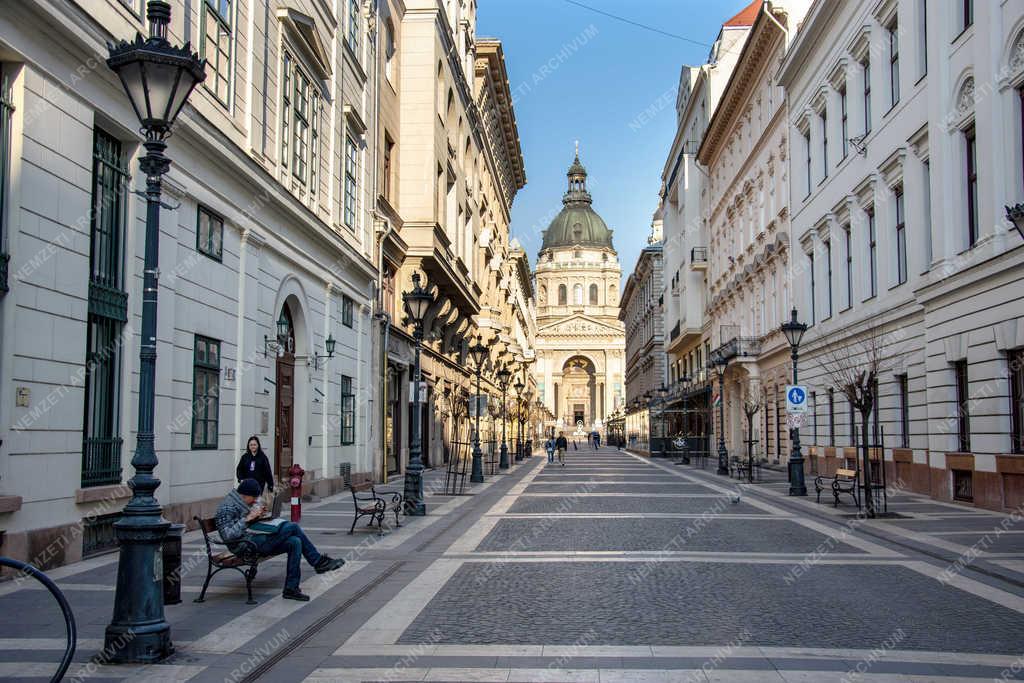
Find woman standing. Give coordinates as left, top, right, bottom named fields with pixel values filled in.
left=237, top=436, right=275, bottom=498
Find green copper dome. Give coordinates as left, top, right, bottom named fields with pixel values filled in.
left=540, top=153, right=615, bottom=252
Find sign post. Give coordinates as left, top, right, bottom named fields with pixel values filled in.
left=785, top=385, right=808, bottom=414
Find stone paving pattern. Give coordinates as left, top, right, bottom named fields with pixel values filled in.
left=3, top=448, right=1024, bottom=682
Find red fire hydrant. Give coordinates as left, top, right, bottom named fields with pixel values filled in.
left=287, top=464, right=305, bottom=522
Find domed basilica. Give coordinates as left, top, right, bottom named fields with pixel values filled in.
left=534, top=152, right=626, bottom=437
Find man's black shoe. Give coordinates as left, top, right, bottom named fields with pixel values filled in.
left=282, top=588, right=310, bottom=601
left=315, top=556, right=346, bottom=574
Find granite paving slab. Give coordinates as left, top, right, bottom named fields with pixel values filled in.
left=475, top=517, right=861, bottom=553
left=507, top=496, right=763, bottom=515
left=397, top=561, right=1024, bottom=652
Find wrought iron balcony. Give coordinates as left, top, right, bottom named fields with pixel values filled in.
left=713, top=325, right=762, bottom=362
left=81, top=436, right=123, bottom=488
left=670, top=321, right=680, bottom=341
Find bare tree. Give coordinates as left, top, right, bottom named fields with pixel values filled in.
left=815, top=323, right=905, bottom=517
left=742, top=381, right=763, bottom=482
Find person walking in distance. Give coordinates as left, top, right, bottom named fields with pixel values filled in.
left=237, top=436, right=274, bottom=504
left=545, top=435, right=556, bottom=463
left=555, top=431, right=568, bottom=466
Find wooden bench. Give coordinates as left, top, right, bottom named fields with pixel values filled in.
left=193, top=516, right=264, bottom=605
left=814, top=468, right=860, bottom=507
left=349, top=483, right=403, bottom=534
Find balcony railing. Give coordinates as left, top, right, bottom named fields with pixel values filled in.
left=670, top=322, right=680, bottom=341
left=82, top=436, right=123, bottom=488
left=713, top=335, right=762, bottom=362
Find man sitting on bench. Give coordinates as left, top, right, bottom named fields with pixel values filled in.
left=215, top=478, right=345, bottom=601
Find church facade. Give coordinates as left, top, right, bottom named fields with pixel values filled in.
left=533, top=155, right=626, bottom=437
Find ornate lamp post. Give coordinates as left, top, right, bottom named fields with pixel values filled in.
left=103, top=0, right=205, bottom=662
left=1006, top=204, right=1024, bottom=241
left=402, top=272, right=435, bottom=514
left=677, top=374, right=691, bottom=464
left=780, top=307, right=809, bottom=496
left=496, top=364, right=512, bottom=470
left=468, top=334, right=489, bottom=482
left=711, top=353, right=729, bottom=475
left=513, top=380, right=525, bottom=460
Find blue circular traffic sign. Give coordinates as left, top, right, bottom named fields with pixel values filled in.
left=788, top=387, right=806, bottom=405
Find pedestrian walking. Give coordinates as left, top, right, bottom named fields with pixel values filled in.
left=555, top=432, right=568, bottom=466
left=237, top=436, right=275, bottom=505
left=545, top=436, right=556, bottom=463
left=594, top=432, right=601, bottom=449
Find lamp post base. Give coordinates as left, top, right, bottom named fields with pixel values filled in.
left=470, top=444, right=484, bottom=483
left=716, top=445, right=729, bottom=475
left=104, top=515, right=173, bottom=664
left=403, top=467, right=427, bottom=516
left=499, top=443, right=509, bottom=470
left=788, top=459, right=807, bottom=496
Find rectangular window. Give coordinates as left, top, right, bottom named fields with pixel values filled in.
left=197, top=205, right=224, bottom=261
left=344, top=135, right=357, bottom=229
left=867, top=207, right=877, bottom=299
left=342, top=294, right=354, bottom=327
left=811, top=391, right=818, bottom=442
left=383, top=134, right=394, bottom=201
left=839, top=85, right=848, bottom=159
left=955, top=360, right=971, bottom=452
left=862, top=58, right=872, bottom=134
left=281, top=52, right=320, bottom=193
left=808, top=251, right=816, bottom=326
left=962, top=0, right=973, bottom=31
left=347, top=0, right=360, bottom=54
left=1010, top=349, right=1024, bottom=454
left=192, top=336, right=221, bottom=449
left=82, top=128, right=129, bottom=487
left=895, top=188, right=907, bottom=285
left=898, top=373, right=910, bottom=448
left=888, top=20, right=900, bottom=107
left=966, top=125, right=978, bottom=248
left=870, top=378, right=880, bottom=444
left=922, top=160, right=932, bottom=273
left=820, top=112, right=828, bottom=180
left=0, top=66, right=12, bottom=294
left=843, top=225, right=853, bottom=309
left=341, top=375, right=355, bottom=445
left=824, top=238, right=833, bottom=319
left=919, top=0, right=928, bottom=77
left=804, top=130, right=812, bottom=197
left=201, top=0, right=232, bottom=105
left=828, top=388, right=835, bottom=447
left=849, top=398, right=856, bottom=443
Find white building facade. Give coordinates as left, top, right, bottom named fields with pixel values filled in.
left=698, top=0, right=810, bottom=463
left=779, top=0, right=1024, bottom=511
left=0, top=0, right=381, bottom=566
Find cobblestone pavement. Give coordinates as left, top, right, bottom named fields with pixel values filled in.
left=2, top=448, right=1024, bottom=682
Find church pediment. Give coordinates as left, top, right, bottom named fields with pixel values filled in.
left=538, top=314, right=623, bottom=337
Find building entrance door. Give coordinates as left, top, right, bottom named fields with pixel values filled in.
left=274, top=306, right=296, bottom=480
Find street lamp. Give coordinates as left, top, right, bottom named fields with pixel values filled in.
left=401, top=272, right=435, bottom=514
left=468, top=334, right=489, bottom=483
left=516, top=380, right=529, bottom=459
left=711, top=353, right=729, bottom=475
left=677, top=373, right=691, bottom=465
left=496, top=364, right=512, bottom=469
left=312, top=333, right=335, bottom=370
left=103, top=0, right=205, bottom=663
left=1006, top=204, right=1024, bottom=242
left=780, top=307, right=809, bottom=496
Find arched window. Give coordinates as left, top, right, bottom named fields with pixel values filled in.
left=574, top=284, right=583, bottom=305
left=589, top=283, right=598, bottom=305
left=539, top=285, right=547, bottom=304
left=558, top=284, right=567, bottom=305
left=608, top=284, right=617, bottom=305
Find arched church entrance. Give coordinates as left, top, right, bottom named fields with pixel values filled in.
left=561, top=356, right=597, bottom=432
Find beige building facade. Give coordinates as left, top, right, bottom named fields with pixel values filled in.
left=534, top=154, right=625, bottom=437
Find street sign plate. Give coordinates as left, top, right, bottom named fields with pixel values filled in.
left=786, top=412, right=804, bottom=429
left=785, top=385, right=808, bottom=413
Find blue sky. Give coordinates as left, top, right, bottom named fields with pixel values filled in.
left=477, top=0, right=752, bottom=277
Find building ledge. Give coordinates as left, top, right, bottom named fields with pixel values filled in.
left=75, top=484, right=131, bottom=505
left=0, top=496, right=22, bottom=514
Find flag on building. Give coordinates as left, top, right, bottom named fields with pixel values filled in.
left=713, top=392, right=721, bottom=408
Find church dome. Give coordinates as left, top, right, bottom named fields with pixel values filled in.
left=540, top=152, right=615, bottom=252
